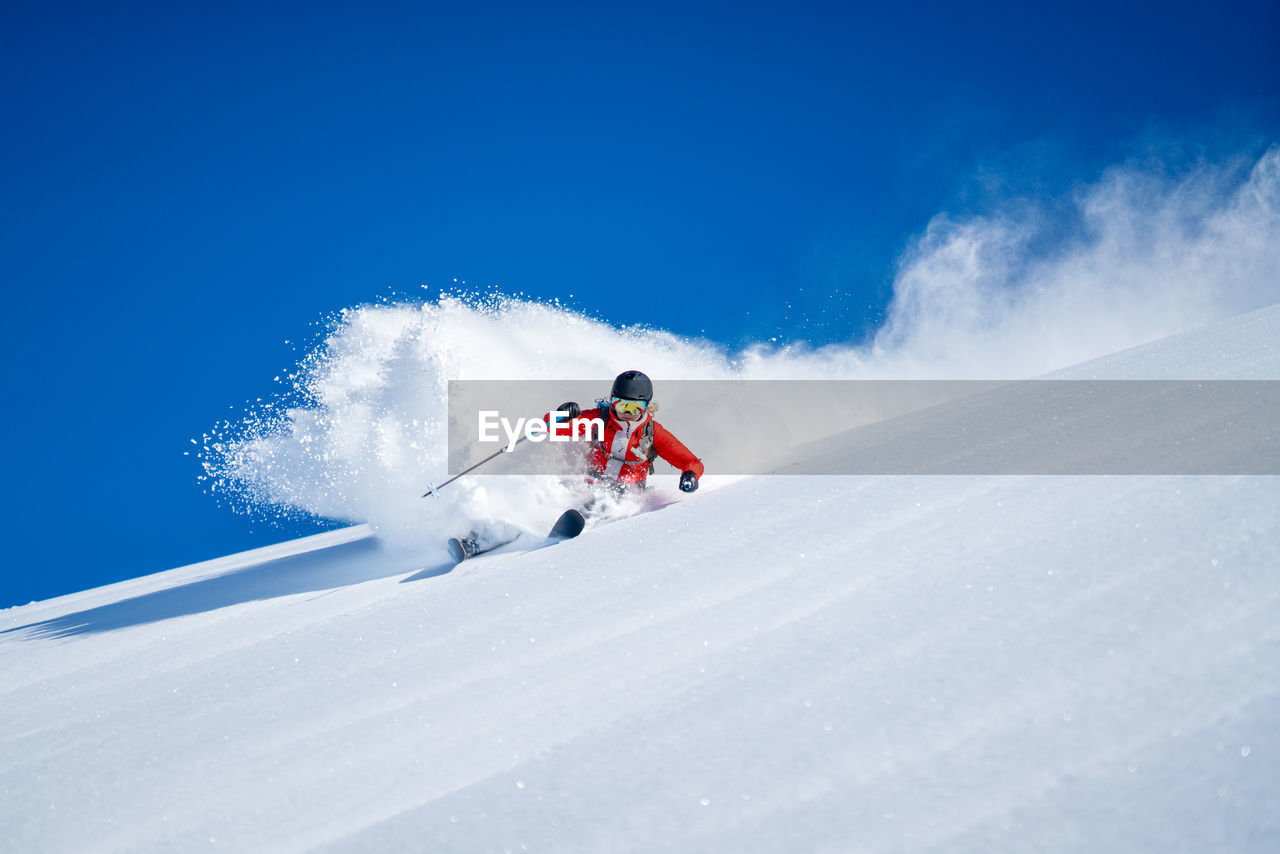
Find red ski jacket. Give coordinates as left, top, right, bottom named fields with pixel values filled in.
left=545, top=405, right=704, bottom=485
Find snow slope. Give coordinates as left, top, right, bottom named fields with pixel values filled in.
left=3, top=307, right=1280, bottom=853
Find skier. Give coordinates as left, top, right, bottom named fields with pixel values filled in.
left=447, top=370, right=703, bottom=563
left=549, top=370, right=704, bottom=494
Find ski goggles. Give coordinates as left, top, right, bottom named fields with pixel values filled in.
left=610, top=396, right=648, bottom=416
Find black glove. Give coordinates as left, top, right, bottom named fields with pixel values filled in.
left=555, top=401, right=581, bottom=420
left=679, top=470, right=699, bottom=493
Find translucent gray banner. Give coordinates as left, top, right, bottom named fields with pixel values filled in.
left=446, top=380, right=1280, bottom=475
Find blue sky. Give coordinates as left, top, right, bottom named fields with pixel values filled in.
left=2, top=0, right=1277, bottom=606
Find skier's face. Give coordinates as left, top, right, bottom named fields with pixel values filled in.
left=611, top=397, right=646, bottom=422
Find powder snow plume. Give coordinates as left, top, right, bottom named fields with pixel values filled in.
left=199, top=297, right=743, bottom=548
left=201, top=145, right=1280, bottom=543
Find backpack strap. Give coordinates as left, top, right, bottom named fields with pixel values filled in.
left=639, top=420, right=657, bottom=474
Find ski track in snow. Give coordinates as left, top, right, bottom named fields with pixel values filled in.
left=3, top=305, right=1280, bottom=853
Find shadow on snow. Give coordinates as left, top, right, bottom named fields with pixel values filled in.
left=4, top=537, right=454, bottom=640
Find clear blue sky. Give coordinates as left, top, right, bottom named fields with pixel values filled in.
left=2, top=0, right=1277, bottom=606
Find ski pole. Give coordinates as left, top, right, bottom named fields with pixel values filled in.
left=422, top=434, right=529, bottom=498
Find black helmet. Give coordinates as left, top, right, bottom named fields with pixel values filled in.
left=610, top=370, right=653, bottom=402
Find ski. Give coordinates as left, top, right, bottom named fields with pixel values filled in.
left=447, top=509, right=586, bottom=564
left=549, top=509, right=586, bottom=540
left=446, top=534, right=515, bottom=563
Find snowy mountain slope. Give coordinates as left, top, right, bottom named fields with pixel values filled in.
left=3, top=308, right=1280, bottom=853
left=760, top=303, right=1280, bottom=477
left=1045, top=300, right=1280, bottom=380
left=761, top=376, right=1279, bottom=476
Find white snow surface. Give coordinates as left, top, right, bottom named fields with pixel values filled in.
left=4, top=306, right=1280, bottom=853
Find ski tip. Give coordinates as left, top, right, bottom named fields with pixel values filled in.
left=549, top=509, right=586, bottom=540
